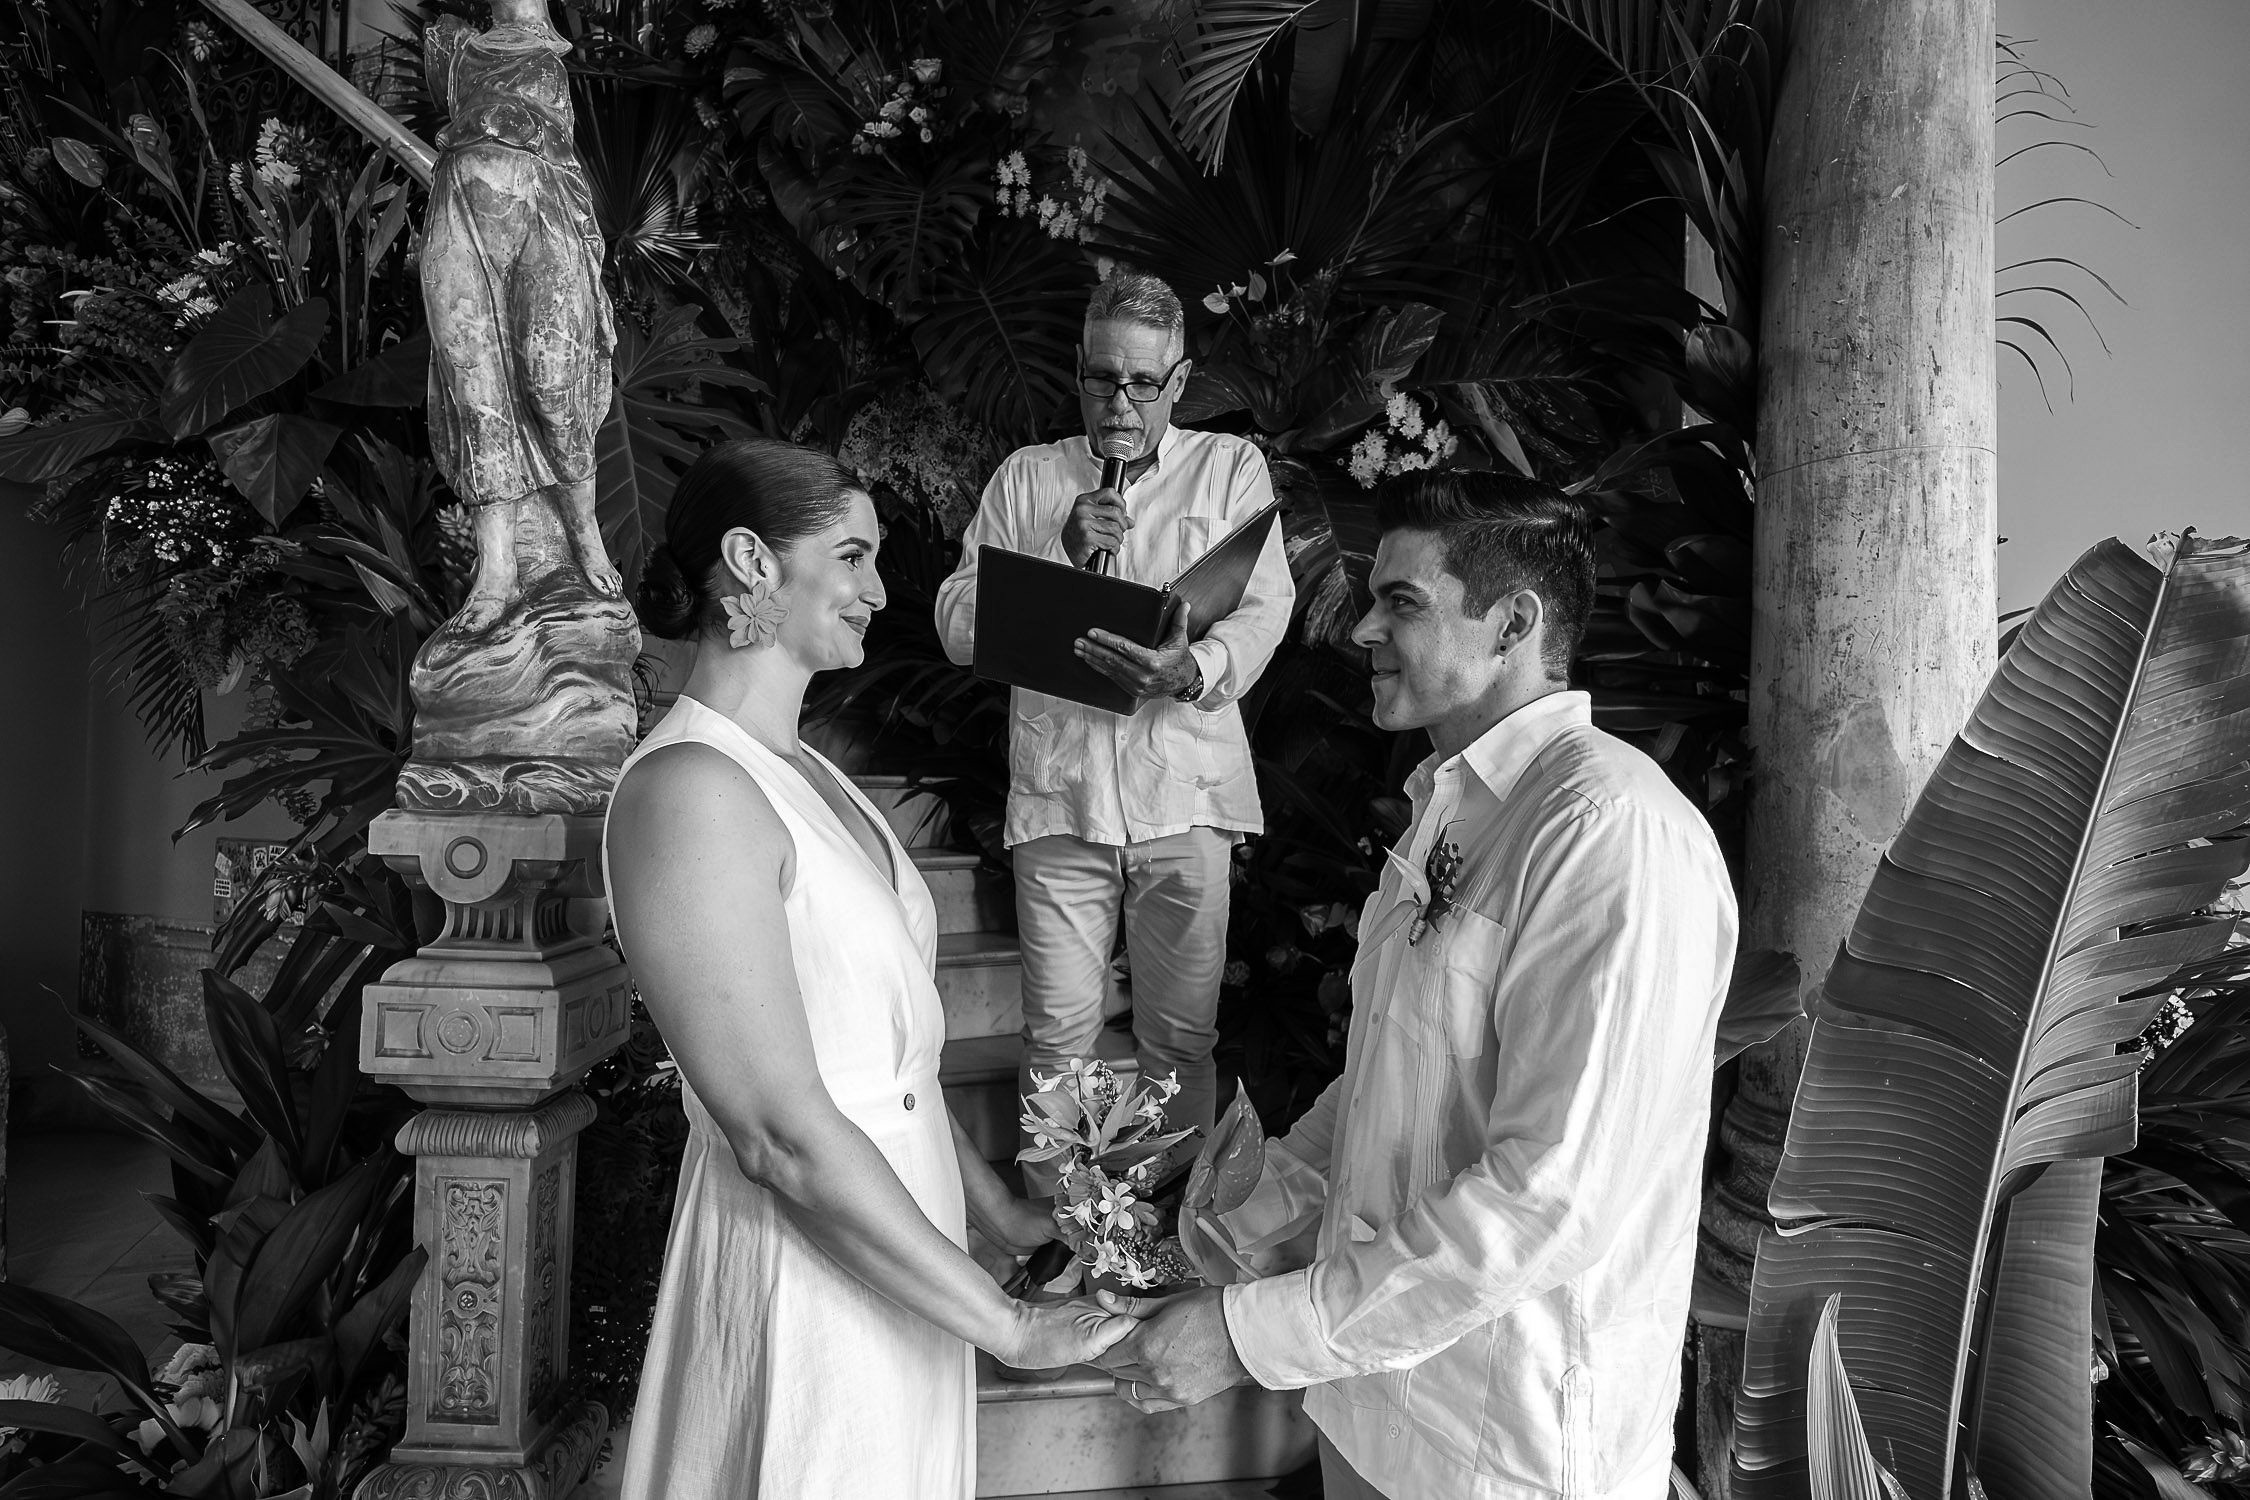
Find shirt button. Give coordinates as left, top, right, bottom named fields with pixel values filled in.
left=903, top=1093, right=916, bottom=1111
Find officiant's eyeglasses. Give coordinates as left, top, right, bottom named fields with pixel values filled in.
left=1078, top=356, right=1187, bottom=404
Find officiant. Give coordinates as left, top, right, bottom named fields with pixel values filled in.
left=934, top=270, right=1294, bottom=1168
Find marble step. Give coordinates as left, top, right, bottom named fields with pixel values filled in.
left=976, top=1353, right=1314, bottom=1497
left=857, top=773, right=950, bottom=849
left=915, top=846, right=1013, bottom=936
left=939, top=931, right=1025, bottom=1040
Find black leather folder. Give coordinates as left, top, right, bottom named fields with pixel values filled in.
left=972, top=500, right=1283, bottom=715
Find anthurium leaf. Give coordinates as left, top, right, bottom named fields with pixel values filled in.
left=51, top=137, right=105, bottom=186
left=233, top=1159, right=387, bottom=1355
left=0, top=409, right=168, bottom=482
left=1186, top=1082, right=1268, bottom=1216
left=1736, top=535, right=2250, bottom=1500
left=208, top=414, right=342, bottom=526
left=310, top=331, right=429, bottom=407
left=161, top=288, right=329, bottom=439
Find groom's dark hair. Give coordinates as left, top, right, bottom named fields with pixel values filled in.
left=1374, top=470, right=1595, bottom=678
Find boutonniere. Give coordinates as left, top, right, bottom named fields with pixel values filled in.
left=1407, top=824, right=1463, bottom=946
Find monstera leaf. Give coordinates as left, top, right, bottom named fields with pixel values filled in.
left=1734, top=534, right=2250, bottom=1500
left=593, top=308, right=766, bottom=596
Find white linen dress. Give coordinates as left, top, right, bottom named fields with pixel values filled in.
left=606, top=696, right=974, bottom=1499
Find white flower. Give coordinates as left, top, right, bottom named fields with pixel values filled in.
left=1223, top=958, right=1250, bottom=986
left=911, top=57, right=943, bottom=86
left=1387, top=391, right=1425, bottom=439
left=184, top=20, right=218, bottom=60
left=1348, top=431, right=1387, bottom=488
left=195, top=243, right=236, bottom=267
left=684, top=23, right=717, bottom=55
left=0, top=1372, right=63, bottom=1410
left=253, top=118, right=302, bottom=190
left=1202, top=289, right=1231, bottom=315
left=157, top=1342, right=221, bottom=1400
left=995, top=150, right=1029, bottom=188
left=157, top=272, right=203, bottom=304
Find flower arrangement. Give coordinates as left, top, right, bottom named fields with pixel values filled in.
left=1018, top=1060, right=1198, bottom=1289
left=1347, top=391, right=1459, bottom=488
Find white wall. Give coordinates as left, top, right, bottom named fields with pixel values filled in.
left=1996, top=0, right=2250, bottom=612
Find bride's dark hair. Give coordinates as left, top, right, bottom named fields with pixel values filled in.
left=635, top=438, right=863, bottom=640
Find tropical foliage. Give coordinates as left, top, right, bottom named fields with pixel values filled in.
left=0, top=869, right=424, bottom=1498
left=1734, top=534, right=2250, bottom=1500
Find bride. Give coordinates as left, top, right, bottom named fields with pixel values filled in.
left=604, top=438, right=1133, bottom=1497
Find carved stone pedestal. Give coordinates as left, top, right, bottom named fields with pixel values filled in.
left=356, top=810, right=631, bottom=1500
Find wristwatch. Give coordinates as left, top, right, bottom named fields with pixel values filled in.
left=1173, top=662, right=1205, bottom=704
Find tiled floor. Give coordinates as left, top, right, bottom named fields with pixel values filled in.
left=2, top=1132, right=192, bottom=1408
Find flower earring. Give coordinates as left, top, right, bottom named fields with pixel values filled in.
left=722, top=577, right=787, bottom=649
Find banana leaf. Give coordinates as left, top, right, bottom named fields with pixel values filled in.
left=1734, top=534, right=2250, bottom=1500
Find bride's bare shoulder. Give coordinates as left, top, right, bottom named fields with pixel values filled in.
left=609, top=741, right=788, bottom=860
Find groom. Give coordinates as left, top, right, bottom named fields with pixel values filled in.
left=1099, top=471, right=1738, bottom=1499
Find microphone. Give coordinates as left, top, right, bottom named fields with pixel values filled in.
left=1087, top=431, right=1137, bottom=575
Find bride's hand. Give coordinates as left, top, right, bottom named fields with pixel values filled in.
left=997, top=1296, right=1142, bottom=1370
left=987, top=1195, right=1064, bottom=1258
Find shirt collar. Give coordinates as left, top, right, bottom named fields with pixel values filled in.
left=1082, top=422, right=1180, bottom=484
left=1407, top=690, right=1592, bottom=810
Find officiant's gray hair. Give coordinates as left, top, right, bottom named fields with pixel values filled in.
left=1085, top=269, right=1184, bottom=361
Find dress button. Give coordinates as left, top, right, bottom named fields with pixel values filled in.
left=903, top=1093, right=916, bottom=1111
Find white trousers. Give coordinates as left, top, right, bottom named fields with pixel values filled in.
left=1012, top=829, right=1233, bottom=1178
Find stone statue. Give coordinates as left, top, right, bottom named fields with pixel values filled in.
left=423, top=0, right=618, bottom=631
left=397, top=0, right=639, bottom=817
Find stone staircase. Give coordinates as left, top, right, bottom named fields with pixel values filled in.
left=858, top=774, right=1316, bottom=1499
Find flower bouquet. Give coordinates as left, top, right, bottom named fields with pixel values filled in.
left=1016, top=1060, right=1199, bottom=1290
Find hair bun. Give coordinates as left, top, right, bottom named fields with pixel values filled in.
left=634, top=541, right=700, bottom=639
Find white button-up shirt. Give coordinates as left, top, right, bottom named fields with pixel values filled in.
left=935, top=426, right=1294, bottom=848
left=1219, top=691, right=1737, bottom=1499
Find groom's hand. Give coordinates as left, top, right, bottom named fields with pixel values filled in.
left=1092, top=1287, right=1251, bottom=1411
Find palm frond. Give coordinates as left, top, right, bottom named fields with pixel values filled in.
left=1168, top=0, right=1329, bottom=171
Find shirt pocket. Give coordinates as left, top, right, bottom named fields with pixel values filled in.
left=1384, top=905, right=1506, bottom=1056
left=1175, top=513, right=1217, bottom=577
left=1009, top=709, right=1066, bottom=793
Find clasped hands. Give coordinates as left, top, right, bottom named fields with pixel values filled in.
left=1089, top=1287, right=1253, bottom=1413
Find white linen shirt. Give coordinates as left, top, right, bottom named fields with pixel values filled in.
left=934, top=425, right=1294, bottom=848
left=1219, top=691, right=1737, bottom=1500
